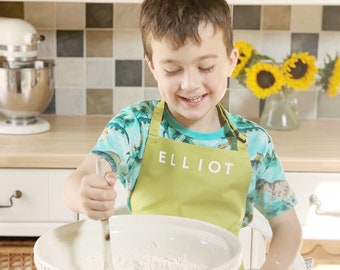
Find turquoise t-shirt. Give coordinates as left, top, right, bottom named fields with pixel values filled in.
left=90, top=99, right=297, bottom=227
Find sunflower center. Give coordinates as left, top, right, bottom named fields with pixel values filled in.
left=237, top=53, right=246, bottom=65
left=289, top=59, right=308, bottom=79
left=257, top=71, right=275, bottom=88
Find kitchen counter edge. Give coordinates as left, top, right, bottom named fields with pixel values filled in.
left=0, top=115, right=339, bottom=173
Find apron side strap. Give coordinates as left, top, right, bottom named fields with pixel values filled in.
left=233, top=130, right=247, bottom=144
left=217, top=103, right=248, bottom=148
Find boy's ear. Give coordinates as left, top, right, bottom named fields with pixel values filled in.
left=145, top=55, right=158, bottom=81
left=226, top=48, right=239, bottom=77
left=145, top=56, right=155, bottom=74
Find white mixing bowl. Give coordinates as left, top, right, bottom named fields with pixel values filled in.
left=34, top=215, right=242, bottom=270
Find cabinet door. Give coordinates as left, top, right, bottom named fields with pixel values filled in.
left=286, top=172, right=340, bottom=240
left=0, top=170, right=49, bottom=221
left=0, top=169, right=76, bottom=222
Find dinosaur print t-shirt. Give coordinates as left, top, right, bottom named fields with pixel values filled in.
left=90, top=100, right=297, bottom=227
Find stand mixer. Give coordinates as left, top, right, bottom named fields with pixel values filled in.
left=0, top=17, right=54, bottom=134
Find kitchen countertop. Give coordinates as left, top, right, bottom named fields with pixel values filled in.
left=0, top=115, right=339, bottom=172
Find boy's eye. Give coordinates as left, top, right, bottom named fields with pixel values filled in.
left=164, top=69, right=181, bottom=76
left=164, top=65, right=215, bottom=76
left=199, top=66, right=215, bottom=73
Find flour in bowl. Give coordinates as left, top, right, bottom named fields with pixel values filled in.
left=112, top=253, right=210, bottom=270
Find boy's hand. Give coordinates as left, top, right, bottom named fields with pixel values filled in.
left=79, top=171, right=117, bottom=220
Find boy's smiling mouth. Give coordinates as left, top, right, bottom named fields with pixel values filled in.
left=181, top=94, right=207, bottom=103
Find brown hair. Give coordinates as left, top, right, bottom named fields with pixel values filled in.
left=140, top=0, right=234, bottom=61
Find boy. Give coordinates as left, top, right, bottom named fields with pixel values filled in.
left=63, top=0, right=302, bottom=269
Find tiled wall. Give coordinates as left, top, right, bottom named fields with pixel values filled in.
left=231, top=5, right=340, bottom=119
left=1, top=2, right=340, bottom=119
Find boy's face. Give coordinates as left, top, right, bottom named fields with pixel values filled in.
left=146, top=22, right=238, bottom=131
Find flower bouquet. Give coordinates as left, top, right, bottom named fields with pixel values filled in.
left=231, top=40, right=318, bottom=130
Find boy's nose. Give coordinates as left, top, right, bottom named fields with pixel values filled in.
left=180, top=69, right=200, bottom=91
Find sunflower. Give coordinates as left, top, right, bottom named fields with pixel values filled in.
left=327, top=57, right=340, bottom=97
left=245, top=62, right=285, bottom=99
left=282, top=52, right=318, bottom=90
left=231, top=40, right=254, bottom=78
left=317, top=55, right=340, bottom=97
left=231, top=40, right=320, bottom=100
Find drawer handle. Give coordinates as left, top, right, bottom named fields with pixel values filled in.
left=309, top=194, right=340, bottom=217
left=0, top=190, right=22, bottom=208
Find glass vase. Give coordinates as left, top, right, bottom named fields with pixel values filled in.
left=260, top=87, right=299, bottom=130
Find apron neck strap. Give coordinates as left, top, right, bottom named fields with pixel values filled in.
left=150, top=100, right=247, bottom=150
left=148, top=100, right=165, bottom=137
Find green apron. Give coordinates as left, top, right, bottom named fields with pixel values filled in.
left=131, top=100, right=251, bottom=236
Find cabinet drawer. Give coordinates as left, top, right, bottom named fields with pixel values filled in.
left=0, top=169, right=75, bottom=222
left=286, top=172, right=340, bottom=239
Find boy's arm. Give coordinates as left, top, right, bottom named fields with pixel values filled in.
left=261, top=207, right=303, bottom=270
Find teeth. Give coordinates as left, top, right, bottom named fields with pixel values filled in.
left=186, top=96, right=203, bottom=103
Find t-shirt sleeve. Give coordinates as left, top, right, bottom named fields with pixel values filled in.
left=89, top=104, right=149, bottom=190
left=253, top=132, right=298, bottom=220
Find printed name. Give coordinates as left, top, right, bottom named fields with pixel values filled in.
left=158, top=151, right=234, bottom=175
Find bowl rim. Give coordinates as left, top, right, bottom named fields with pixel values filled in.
left=34, top=214, right=243, bottom=270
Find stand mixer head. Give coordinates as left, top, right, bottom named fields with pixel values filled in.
left=0, top=17, right=54, bottom=134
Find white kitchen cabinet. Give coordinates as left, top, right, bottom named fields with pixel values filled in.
left=0, top=169, right=77, bottom=236
left=286, top=172, right=340, bottom=240
left=241, top=172, right=340, bottom=269
left=286, top=172, right=340, bottom=267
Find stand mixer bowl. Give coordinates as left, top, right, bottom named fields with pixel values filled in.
left=0, top=59, right=54, bottom=126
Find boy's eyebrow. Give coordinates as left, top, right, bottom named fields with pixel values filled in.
left=159, top=54, right=218, bottom=64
